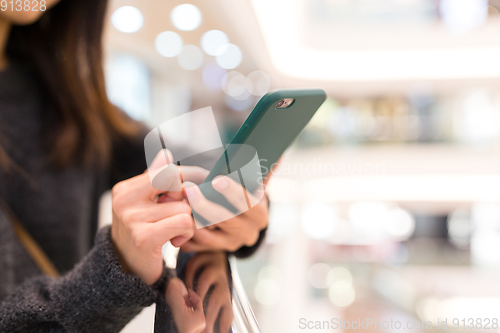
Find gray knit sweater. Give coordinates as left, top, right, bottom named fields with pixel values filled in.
left=0, top=63, right=265, bottom=332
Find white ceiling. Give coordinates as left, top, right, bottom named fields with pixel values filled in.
left=105, top=0, right=500, bottom=97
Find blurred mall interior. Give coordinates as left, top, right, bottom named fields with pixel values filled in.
left=102, top=0, right=500, bottom=332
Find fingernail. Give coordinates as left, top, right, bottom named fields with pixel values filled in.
left=184, top=186, right=196, bottom=199
left=213, top=176, right=228, bottom=190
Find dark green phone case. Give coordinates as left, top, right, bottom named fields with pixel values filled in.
left=195, top=88, right=326, bottom=226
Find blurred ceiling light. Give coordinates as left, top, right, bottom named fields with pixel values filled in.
left=201, top=30, right=229, bottom=56
left=111, top=6, right=143, bottom=33
left=177, top=45, right=203, bottom=70
left=439, top=0, right=488, bottom=33
left=246, top=70, right=271, bottom=96
left=307, top=263, right=331, bottom=289
left=171, top=4, right=202, bottom=31
left=155, top=31, right=183, bottom=58
left=300, top=203, right=337, bottom=239
left=384, top=207, right=415, bottom=240
left=250, top=0, right=500, bottom=81
left=202, top=62, right=226, bottom=91
left=222, top=71, right=247, bottom=97
left=224, top=94, right=255, bottom=112
left=216, top=43, right=242, bottom=69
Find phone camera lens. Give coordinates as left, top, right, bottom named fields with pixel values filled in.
left=277, top=100, right=285, bottom=107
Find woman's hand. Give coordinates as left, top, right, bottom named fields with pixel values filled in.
left=111, top=150, right=207, bottom=286
left=165, top=278, right=206, bottom=333
left=180, top=175, right=269, bottom=252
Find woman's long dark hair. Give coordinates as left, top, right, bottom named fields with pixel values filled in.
left=2, top=0, right=139, bottom=168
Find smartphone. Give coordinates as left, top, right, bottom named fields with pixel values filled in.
left=195, top=88, right=326, bottom=226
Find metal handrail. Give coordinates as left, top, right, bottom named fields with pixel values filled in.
left=229, top=256, right=262, bottom=333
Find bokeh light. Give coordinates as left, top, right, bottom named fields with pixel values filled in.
left=329, top=282, right=355, bottom=307
left=246, top=70, right=271, bottom=96
left=307, top=263, right=331, bottom=289
left=258, top=265, right=282, bottom=284
left=155, top=31, right=183, bottom=58
left=348, top=201, right=387, bottom=235
left=255, top=266, right=281, bottom=305
left=384, top=207, right=415, bottom=239
left=216, top=43, right=242, bottom=69
left=177, top=45, right=203, bottom=70
left=327, top=267, right=353, bottom=286
left=222, top=71, right=249, bottom=100
left=201, top=30, right=229, bottom=56
left=111, top=6, right=143, bottom=33
left=328, top=267, right=355, bottom=307
left=171, top=4, right=202, bottom=31
left=300, top=203, right=337, bottom=239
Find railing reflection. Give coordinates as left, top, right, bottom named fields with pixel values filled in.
left=154, top=252, right=260, bottom=333
left=229, top=256, right=261, bottom=333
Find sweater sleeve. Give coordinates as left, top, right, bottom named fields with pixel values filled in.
left=0, top=226, right=167, bottom=333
